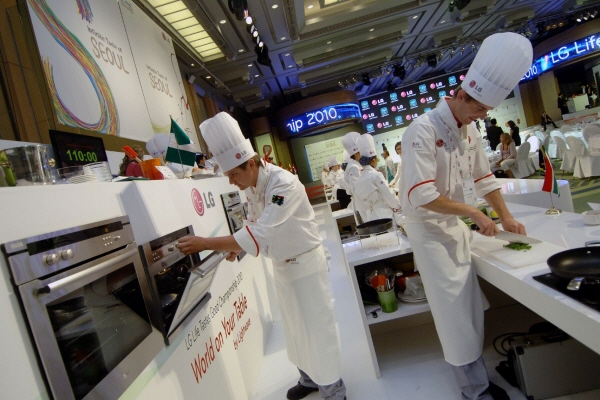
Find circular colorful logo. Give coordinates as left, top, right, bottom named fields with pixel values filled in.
left=436, top=139, right=444, bottom=147
left=363, top=114, right=368, bottom=120
left=406, top=115, right=412, bottom=120
left=372, top=100, right=378, bottom=105
left=420, top=98, right=426, bottom=104
left=469, top=80, right=476, bottom=88
left=459, top=74, right=465, bottom=81
left=430, top=83, right=436, bottom=89
left=377, top=123, right=383, bottom=128
left=401, top=92, right=407, bottom=97
left=391, top=106, right=397, bottom=112
left=191, top=189, right=204, bottom=216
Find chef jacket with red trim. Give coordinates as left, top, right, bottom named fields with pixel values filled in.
left=233, top=163, right=322, bottom=262
left=400, top=98, right=500, bottom=219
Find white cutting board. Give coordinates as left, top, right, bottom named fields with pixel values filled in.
left=471, top=235, right=566, bottom=268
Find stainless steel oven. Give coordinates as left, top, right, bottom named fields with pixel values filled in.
left=138, top=226, right=225, bottom=345
left=1, top=216, right=162, bottom=400
left=221, top=191, right=248, bottom=260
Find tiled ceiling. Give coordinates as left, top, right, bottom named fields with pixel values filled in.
left=138, top=0, right=600, bottom=114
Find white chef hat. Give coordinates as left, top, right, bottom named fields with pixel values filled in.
left=199, top=112, right=256, bottom=173
left=323, top=161, right=330, bottom=170
left=357, top=134, right=376, bottom=158
left=328, top=155, right=340, bottom=167
left=463, top=33, right=533, bottom=108
left=342, top=149, right=350, bottom=164
left=342, top=131, right=361, bottom=155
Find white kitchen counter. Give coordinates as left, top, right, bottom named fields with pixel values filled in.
left=335, top=202, right=600, bottom=374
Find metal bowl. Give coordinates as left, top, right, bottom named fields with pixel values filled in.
left=355, top=218, right=393, bottom=236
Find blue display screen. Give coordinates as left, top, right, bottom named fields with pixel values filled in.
left=285, top=103, right=361, bottom=135
left=521, top=33, right=600, bottom=82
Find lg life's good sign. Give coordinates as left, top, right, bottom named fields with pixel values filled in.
left=521, top=33, right=600, bottom=82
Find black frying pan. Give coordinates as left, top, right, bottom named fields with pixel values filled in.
left=356, top=218, right=393, bottom=236
left=546, top=241, right=600, bottom=290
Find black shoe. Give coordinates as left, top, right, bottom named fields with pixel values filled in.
left=286, top=383, right=318, bottom=400
left=487, top=381, right=509, bottom=400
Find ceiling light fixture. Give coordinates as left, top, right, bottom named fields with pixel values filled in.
left=450, top=48, right=455, bottom=58
left=190, top=63, right=195, bottom=66
left=308, top=4, right=313, bottom=9
left=327, top=41, right=332, bottom=44
left=248, top=63, right=253, bottom=67
left=281, top=37, right=286, bottom=40
left=206, top=75, right=211, bottom=79
left=471, top=43, right=475, bottom=53
left=413, top=15, right=418, bottom=19
left=220, top=20, right=226, bottom=24
left=245, top=16, right=253, bottom=24
left=239, top=49, right=244, bottom=53
left=370, top=28, right=374, bottom=32
left=272, top=4, right=278, bottom=9
left=255, top=74, right=259, bottom=77
left=577, top=14, right=582, bottom=22
left=460, top=46, right=465, bottom=55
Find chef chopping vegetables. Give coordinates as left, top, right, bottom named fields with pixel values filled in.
left=400, top=33, right=532, bottom=400
left=177, top=112, right=346, bottom=400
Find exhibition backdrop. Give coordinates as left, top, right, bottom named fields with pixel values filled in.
left=27, top=0, right=196, bottom=142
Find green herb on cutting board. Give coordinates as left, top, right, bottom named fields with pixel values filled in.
left=503, top=243, right=532, bottom=251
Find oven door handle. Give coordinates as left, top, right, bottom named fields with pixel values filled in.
left=191, top=251, right=226, bottom=278
left=37, top=245, right=138, bottom=295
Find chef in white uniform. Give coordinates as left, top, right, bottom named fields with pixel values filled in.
left=381, top=144, right=395, bottom=183
left=321, top=161, right=331, bottom=185
left=354, top=134, right=401, bottom=222
left=400, top=33, right=532, bottom=400
left=327, top=155, right=344, bottom=202
left=177, top=112, right=346, bottom=400
left=341, top=131, right=365, bottom=220
left=388, top=141, right=402, bottom=190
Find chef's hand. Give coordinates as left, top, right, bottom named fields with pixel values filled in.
left=177, top=236, right=206, bottom=255
left=500, top=217, right=526, bottom=235
left=470, top=210, right=500, bottom=237
left=225, top=251, right=241, bottom=262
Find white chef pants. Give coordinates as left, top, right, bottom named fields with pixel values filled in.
left=451, top=355, right=493, bottom=400
left=298, top=369, right=346, bottom=400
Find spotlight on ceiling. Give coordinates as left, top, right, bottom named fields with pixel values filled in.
left=228, top=0, right=248, bottom=21
left=471, top=43, right=475, bottom=53
left=393, top=65, right=406, bottom=79
left=255, top=44, right=272, bottom=66
left=460, top=46, right=465, bottom=55
left=577, top=14, right=582, bottom=22
left=362, top=74, right=371, bottom=86
left=450, top=48, right=455, bottom=58
left=427, top=54, right=437, bottom=68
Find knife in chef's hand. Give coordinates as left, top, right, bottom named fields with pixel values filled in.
left=470, top=224, right=542, bottom=244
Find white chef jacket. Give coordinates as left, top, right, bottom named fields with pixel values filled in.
left=353, top=165, right=400, bottom=221
left=234, top=164, right=322, bottom=262
left=232, top=162, right=341, bottom=384
left=400, top=98, right=499, bottom=366
left=389, top=157, right=402, bottom=187
left=343, top=158, right=361, bottom=195
left=384, top=156, right=395, bottom=182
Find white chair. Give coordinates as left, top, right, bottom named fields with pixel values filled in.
left=550, top=130, right=567, bottom=159
left=526, top=135, right=539, bottom=154
left=560, top=124, right=574, bottom=134
left=566, top=136, right=600, bottom=178
left=583, top=123, right=600, bottom=144
left=511, top=142, right=535, bottom=179
left=589, top=136, right=600, bottom=156
left=553, top=136, right=576, bottom=173
left=534, top=131, right=547, bottom=143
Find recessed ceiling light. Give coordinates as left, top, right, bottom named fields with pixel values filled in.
left=441, top=20, right=445, bottom=24
left=308, top=4, right=313, bottom=9
left=219, top=20, right=226, bottom=24
left=281, top=37, right=286, bottom=40
left=206, top=76, right=211, bottom=79
left=327, top=41, right=332, bottom=44
left=288, top=65, right=293, bottom=68
left=285, top=53, right=290, bottom=56
left=413, top=15, right=418, bottom=19
left=239, top=49, right=244, bottom=53
left=272, top=4, right=278, bottom=9
left=248, top=64, right=253, bottom=67
left=369, top=28, right=374, bottom=32
left=190, top=63, right=195, bottom=66
left=255, top=74, right=259, bottom=78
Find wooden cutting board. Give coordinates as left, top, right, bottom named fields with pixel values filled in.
left=471, top=235, right=566, bottom=268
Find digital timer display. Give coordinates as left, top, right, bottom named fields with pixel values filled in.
left=285, top=103, right=361, bottom=136
left=49, top=130, right=108, bottom=168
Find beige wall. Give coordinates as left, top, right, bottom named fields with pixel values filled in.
left=538, top=71, right=560, bottom=121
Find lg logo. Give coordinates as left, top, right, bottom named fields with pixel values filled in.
left=469, top=80, right=483, bottom=93
left=191, top=189, right=215, bottom=216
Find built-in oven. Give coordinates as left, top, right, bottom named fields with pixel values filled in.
left=138, top=226, right=225, bottom=345
left=221, top=191, right=248, bottom=260
left=1, top=216, right=162, bottom=400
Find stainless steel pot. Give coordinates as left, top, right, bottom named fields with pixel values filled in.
left=0, top=145, right=55, bottom=186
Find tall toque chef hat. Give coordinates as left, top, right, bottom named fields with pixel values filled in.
left=200, top=112, right=256, bottom=173
left=342, top=131, right=361, bottom=155
left=342, top=149, right=350, bottom=164
left=463, top=33, right=533, bottom=108
left=328, top=154, right=340, bottom=167
left=323, top=161, right=330, bottom=170
left=357, top=134, right=376, bottom=158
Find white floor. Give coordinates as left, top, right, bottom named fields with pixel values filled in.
left=252, top=204, right=600, bottom=400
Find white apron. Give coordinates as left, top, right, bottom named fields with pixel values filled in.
left=405, top=215, right=486, bottom=366
left=238, top=165, right=341, bottom=385
left=272, top=245, right=341, bottom=385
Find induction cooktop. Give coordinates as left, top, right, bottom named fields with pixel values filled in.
left=533, top=273, right=600, bottom=312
